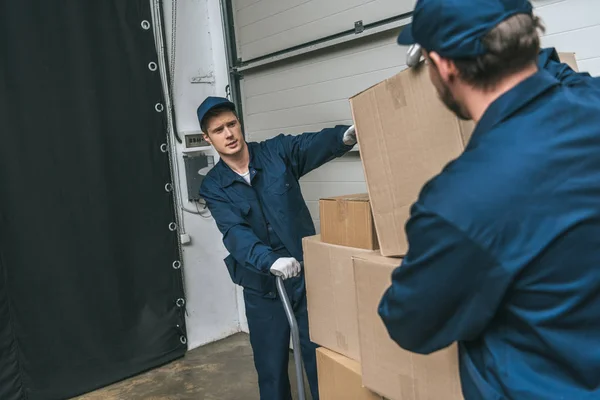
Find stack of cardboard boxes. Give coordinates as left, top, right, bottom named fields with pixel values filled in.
left=303, top=53, right=579, bottom=399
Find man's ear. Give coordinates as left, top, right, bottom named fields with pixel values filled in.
left=429, top=51, right=459, bottom=83
left=203, top=132, right=212, bottom=145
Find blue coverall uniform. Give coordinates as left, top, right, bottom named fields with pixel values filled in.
left=200, top=126, right=353, bottom=400
left=379, top=48, right=600, bottom=399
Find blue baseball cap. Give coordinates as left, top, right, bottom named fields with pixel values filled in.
left=197, top=96, right=236, bottom=130
left=398, top=0, right=534, bottom=59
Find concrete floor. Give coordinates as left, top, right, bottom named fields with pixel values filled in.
left=73, top=333, right=309, bottom=400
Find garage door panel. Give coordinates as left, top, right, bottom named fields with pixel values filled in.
left=235, top=0, right=261, bottom=11
left=299, top=180, right=367, bottom=202
left=245, top=66, right=405, bottom=116
left=578, top=57, right=600, bottom=76
left=237, top=0, right=309, bottom=29
left=247, top=119, right=354, bottom=142
left=240, top=31, right=404, bottom=143
left=234, top=0, right=414, bottom=60
left=243, top=46, right=404, bottom=98
left=535, top=0, right=600, bottom=35
left=541, top=25, right=600, bottom=60
left=243, top=39, right=407, bottom=97
left=239, top=0, right=370, bottom=46
left=302, top=158, right=367, bottom=182
left=245, top=99, right=350, bottom=132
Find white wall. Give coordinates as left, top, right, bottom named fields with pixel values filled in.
left=162, top=0, right=244, bottom=349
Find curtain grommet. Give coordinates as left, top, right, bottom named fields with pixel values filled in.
left=176, top=298, right=186, bottom=308
left=168, top=222, right=178, bottom=231
left=160, top=143, right=168, bottom=153
left=148, top=62, right=157, bottom=71
left=155, top=103, right=164, bottom=112
left=141, top=20, right=151, bottom=30
left=180, top=336, right=187, bottom=345
left=172, top=260, right=181, bottom=270
left=165, top=183, right=173, bottom=192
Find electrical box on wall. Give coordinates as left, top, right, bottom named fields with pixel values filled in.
left=184, top=153, right=214, bottom=201
left=186, top=133, right=209, bottom=148
left=182, top=130, right=210, bottom=153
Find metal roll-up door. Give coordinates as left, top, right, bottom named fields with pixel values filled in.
left=233, top=0, right=415, bottom=61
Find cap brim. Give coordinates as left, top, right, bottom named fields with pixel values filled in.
left=397, top=24, right=415, bottom=45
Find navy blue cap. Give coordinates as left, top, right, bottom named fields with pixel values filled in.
left=398, top=0, right=534, bottom=59
left=197, top=96, right=236, bottom=129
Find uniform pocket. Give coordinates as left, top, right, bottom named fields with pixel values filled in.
left=243, top=290, right=275, bottom=321
left=224, top=255, right=275, bottom=296
left=268, top=171, right=293, bottom=195
left=234, top=200, right=251, bottom=216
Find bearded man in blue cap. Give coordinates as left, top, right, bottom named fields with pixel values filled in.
left=197, top=96, right=356, bottom=400
left=378, top=1, right=600, bottom=399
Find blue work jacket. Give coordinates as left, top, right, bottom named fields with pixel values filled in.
left=200, top=126, right=352, bottom=298
left=378, top=48, right=600, bottom=399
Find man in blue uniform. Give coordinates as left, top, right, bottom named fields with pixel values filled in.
left=197, top=96, right=356, bottom=400
left=378, top=1, right=600, bottom=399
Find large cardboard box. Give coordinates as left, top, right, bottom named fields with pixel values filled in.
left=353, top=253, right=463, bottom=400
left=317, top=347, right=383, bottom=400
left=350, top=52, right=579, bottom=257
left=349, top=64, right=473, bottom=256
left=303, top=235, right=375, bottom=361
left=320, top=193, right=379, bottom=250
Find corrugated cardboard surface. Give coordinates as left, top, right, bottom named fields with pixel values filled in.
left=349, top=65, right=469, bottom=256
left=317, top=347, right=384, bottom=400
left=320, top=193, right=379, bottom=250
left=353, top=253, right=463, bottom=400
left=303, top=235, right=375, bottom=361
left=558, top=52, right=579, bottom=72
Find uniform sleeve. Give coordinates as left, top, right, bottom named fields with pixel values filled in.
left=378, top=203, right=512, bottom=354
left=274, top=125, right=354, bottom=179
left=199, top=180, right=280, bottom=274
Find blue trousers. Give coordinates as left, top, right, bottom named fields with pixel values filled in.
left=243, top=276, right=319, bottom=400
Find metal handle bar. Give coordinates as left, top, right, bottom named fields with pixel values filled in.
left=274, top=262, right=307, bottom=400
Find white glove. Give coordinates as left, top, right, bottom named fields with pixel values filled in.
left=342, top=125, right=357, bottom=146
left=270, top=257, right=301, bottom=280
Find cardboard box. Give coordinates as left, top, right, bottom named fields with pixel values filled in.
left=320, top=193, right=379, bottom=250
left=349, top=64, right=473, bottom=256
left=303, top=235, right=375, bottom=361
left=317, top=347, right=383, bottom=400
left=350, top=53, right=579, bottom=257
left=353, top=253, right=463, bottom=400
left=559, top=52, right=579, bottom=72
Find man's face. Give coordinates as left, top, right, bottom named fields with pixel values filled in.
left=203, top=110, right=245, bottom=156
left=425, top=52, right=471, bottom=121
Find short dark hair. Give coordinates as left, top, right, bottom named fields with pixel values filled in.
left=452, top=13, right=546, bottom=90
left=200, top=106, right=238, bottom=134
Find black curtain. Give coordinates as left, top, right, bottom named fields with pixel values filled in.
left=0, top=1, right=187, bottom=399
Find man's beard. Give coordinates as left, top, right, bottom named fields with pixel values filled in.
left=437, top=81, right=471, bottom=121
